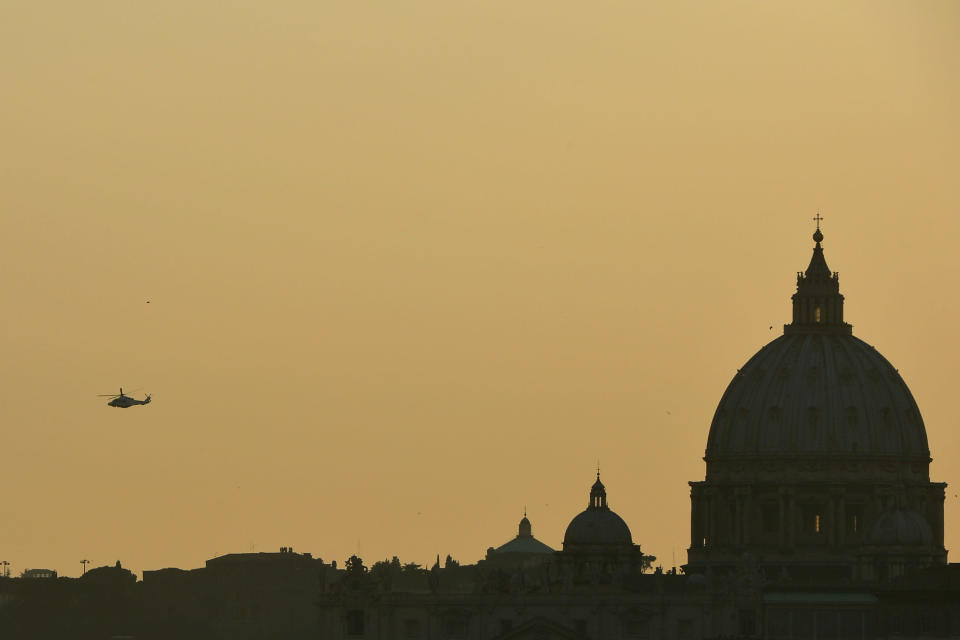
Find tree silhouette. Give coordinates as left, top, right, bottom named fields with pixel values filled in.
left=345, top=555, right=366, bottom=575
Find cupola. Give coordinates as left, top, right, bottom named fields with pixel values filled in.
left=785, top=216, right=852, bottom=335
left=518, top=512, right=532, bottom=538
left=589, top=474, right=607, bottom=509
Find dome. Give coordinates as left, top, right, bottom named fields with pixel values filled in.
left=490, top=514, right=555, bottom=555
left=705, top=225, right=929, bottom=464
left=562, top=474, right=633, bottom=549
left=688, top=223, right=947, bottom=581
left=706, top=332, right=929, bottom=460
left=866, top=509, right=934, bottom=546
left=563, top=509, right=633, bottom=547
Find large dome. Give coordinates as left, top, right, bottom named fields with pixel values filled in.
left=688, top=223, right=947, bottom=582
left=705, top=225, right=929, bottom=465
left=706, top=332, right=929, bottom=461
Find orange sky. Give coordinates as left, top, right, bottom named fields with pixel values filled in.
left=1, top=1, right=959, bottom=577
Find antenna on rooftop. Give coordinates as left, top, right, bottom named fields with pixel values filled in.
left=81, top=559, right=89, bottom=576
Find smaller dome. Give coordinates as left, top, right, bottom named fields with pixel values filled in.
left=563, top=474, right=633, bottom=549
left=564, top=509, right=633, bottom=547
left=490, top=514, right=554, bottom=556
left=866, top=509, right=933, bottom=547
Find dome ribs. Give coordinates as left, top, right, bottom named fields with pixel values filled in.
left=795, top=333, right=818, bottom=453
left=824, top=335, right=851, bottom=453
left=705, top=333, right=932, bottom=468
left=847, top=338, right=883, bottom=455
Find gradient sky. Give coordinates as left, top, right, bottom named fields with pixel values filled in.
left=2, top=1, right=959, bottom=577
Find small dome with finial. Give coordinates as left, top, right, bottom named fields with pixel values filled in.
left=813, top=228, right=823, bottom=243
left=486, top=511, right=555, bottom=559
left=563, top=473, right=633, bottom=549
left=518, top=513, right=532, bottom=538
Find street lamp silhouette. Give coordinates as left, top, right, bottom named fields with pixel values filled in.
left=81, top=559, right=89, bottom=575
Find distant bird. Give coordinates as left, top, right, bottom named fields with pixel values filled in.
left=769, top=326, right=773, bottom=330
left=146, top=301, right=151, bottom=304
left=666, top=411, right=672, bottom=415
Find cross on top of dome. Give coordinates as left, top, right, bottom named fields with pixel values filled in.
left=813, top=212, right=824, bottom=243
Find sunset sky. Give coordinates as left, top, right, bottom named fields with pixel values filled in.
left=2, top=1, right=959, bottom=577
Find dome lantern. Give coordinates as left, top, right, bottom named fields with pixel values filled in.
left=785, top=216, right=852, bottom=335
left=589, top=473, right=607, bottom=509
left=518, top=510, right=532, bottom=538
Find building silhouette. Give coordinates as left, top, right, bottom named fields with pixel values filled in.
left=687, top=225, right=948, bottom=583
left=0, top=225, right=957, bottom=639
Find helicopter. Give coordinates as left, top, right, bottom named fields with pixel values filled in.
left=98, top=388, right=151, bottom=408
